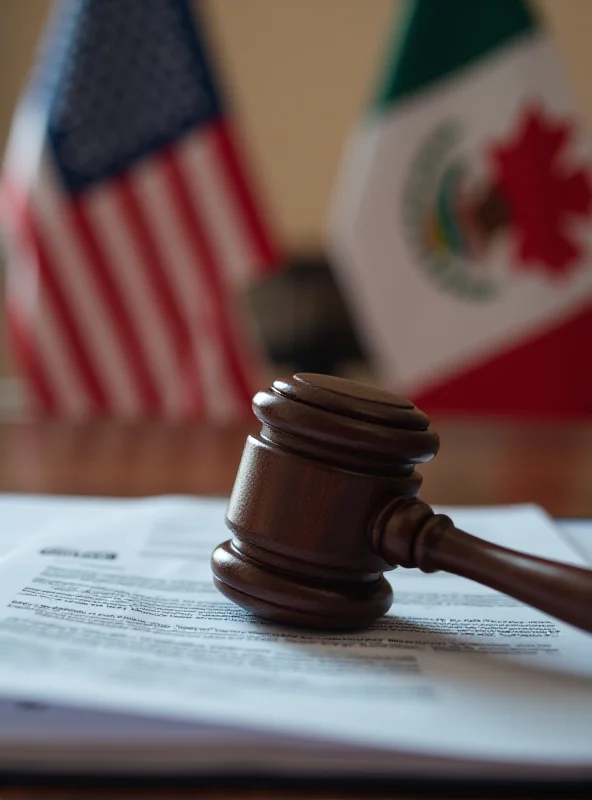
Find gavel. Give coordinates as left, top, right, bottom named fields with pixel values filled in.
left=211, top=373, right=592, bottom=633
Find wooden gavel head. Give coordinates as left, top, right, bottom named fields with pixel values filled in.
left=211, top=373, right=440, bottom=629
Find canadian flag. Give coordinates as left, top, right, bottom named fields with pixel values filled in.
left=329, top=0, right=592, bottom=416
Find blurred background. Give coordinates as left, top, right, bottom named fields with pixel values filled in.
left=1, top=0, right=592, bottom=419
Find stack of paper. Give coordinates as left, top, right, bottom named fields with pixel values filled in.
left=0, top=495, right=591, bottom=780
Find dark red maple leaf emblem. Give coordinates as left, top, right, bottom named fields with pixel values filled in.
left=489, top=105, right=592, bottom=275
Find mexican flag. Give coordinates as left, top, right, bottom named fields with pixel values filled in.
left=329, top=0, right=592, bottom=416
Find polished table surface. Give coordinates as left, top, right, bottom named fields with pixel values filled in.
left=2, top=415, right=592, bottom=516
left=1, top=415, right=591, bottom=799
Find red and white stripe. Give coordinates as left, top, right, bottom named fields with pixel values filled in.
left=1, top=113, right=281, bottom=420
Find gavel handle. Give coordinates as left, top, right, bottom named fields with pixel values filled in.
left=372, top=497, right=592, bottom=634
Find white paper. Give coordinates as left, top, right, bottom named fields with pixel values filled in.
left=560, top=519, right=592, bottom=566
left=0, top=496, right=591, bottom=777
left=0, top=495, right=130, bottom=558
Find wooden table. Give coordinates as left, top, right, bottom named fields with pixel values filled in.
left=2, top=416, right=592, bottom=516
left=1, top=415, right=591, bottom=799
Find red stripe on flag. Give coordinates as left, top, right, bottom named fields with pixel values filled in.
left=4, top=182, right=110, bottom=413
left=210, top=120, right=281, bottom=272
left=67, top=196, right=162, bottom=413
left=5, top=303, right=57, bottom=415
left=411, top=301, right=592, bottom=418
left=112, top=173, right=204, bottom=416
left=159, top=146, right=255, bottom=410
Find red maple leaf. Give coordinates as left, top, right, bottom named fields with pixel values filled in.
left=489, top=105, right=592, bottom=276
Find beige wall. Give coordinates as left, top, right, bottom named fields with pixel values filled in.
left=0, top=1, right=50, bottom=141
left=1, top=0, right=592, bottom=252
left=201, top=0, right=396, bottom=251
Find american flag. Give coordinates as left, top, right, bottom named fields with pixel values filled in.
left=0, top=0, right=281, bottom=420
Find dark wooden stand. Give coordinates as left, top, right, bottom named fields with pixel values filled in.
left=211, top=373, right=592, bottom=633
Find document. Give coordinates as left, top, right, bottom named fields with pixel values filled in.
left=0, top=495, right=591, bottom=778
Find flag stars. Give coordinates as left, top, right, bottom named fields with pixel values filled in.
left=45, top=0, right=219, bottom=189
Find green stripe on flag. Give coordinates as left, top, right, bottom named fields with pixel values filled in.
left=374, top=0, right=536, bottom=111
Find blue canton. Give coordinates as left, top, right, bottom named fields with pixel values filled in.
left=35, top=0, right=222, bottom=192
